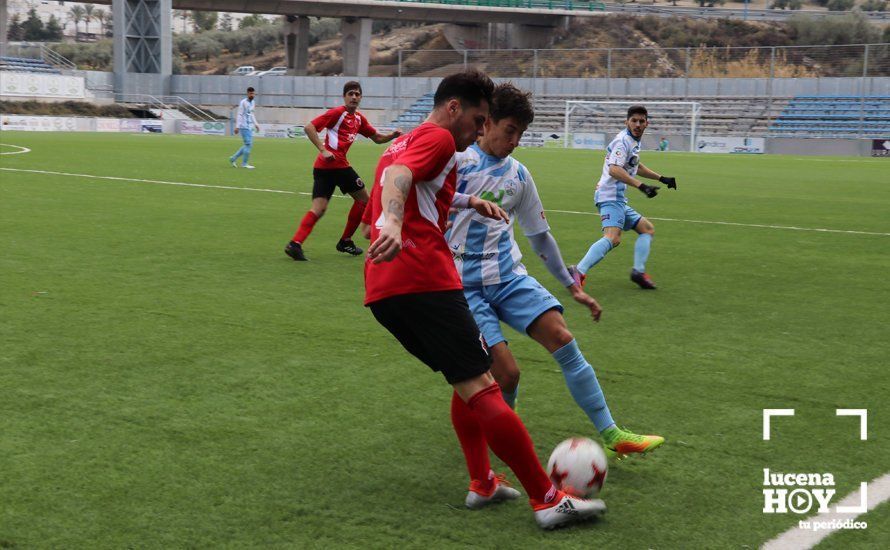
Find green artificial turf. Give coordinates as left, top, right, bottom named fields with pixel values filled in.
left=1, top=133, right=887, bottom=548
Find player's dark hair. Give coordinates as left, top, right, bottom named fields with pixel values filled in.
left=627, top=105, right=648, bottom=119
left=343, top=81, right=362, bottom=96
left=490, top=83, right=534, bottom=126
left=247, top=87, right=254, bottom=93
left=433, top=70, right=495, bottom=109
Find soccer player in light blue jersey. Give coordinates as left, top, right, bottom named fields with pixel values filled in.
left=574, top=105, right=677, bottom=289
left=447, top=84, right=663, bottom=459
left=229, top=87, right=260, bottom=169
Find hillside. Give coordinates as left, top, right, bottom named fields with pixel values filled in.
left=179, top=13, right=887, bottom=78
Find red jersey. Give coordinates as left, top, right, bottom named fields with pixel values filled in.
left=311, top=106, right=377, bottom=169
left=364, top=123, right=462, bottom=305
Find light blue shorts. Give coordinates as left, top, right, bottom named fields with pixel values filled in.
left=597, top=200, right=642, bottom=231
left=463, top=275, right=563, bottom=348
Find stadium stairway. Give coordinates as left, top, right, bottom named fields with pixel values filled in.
left=0, top=56, right=62, bottom=75
left=391, top=93, right=434, bottom=128
left=769, top=96, right=890, bottom=138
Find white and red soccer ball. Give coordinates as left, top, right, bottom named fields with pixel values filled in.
left=547, top=437, right=608, bottom=498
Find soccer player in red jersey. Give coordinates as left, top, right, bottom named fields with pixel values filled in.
left=285, top=81, right=401, bottom=261
left=362, top=71, right=606, bottom=529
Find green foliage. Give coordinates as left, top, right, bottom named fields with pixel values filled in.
left=193, top=34, right=223, bottom=61
left=192, top=11, right=219, bottom=32
left=22, top=8, right=45, bottom=40
left=219, top=13, right=234, bottom=32
left=860, top=0, right=887, bottom=9
left=826, top=0, right=855, bottom=10
left=789, top=10, right=880, bottom=44
left=7, top=14, right=25, bottom=41
left=50, top=40, right=113, bottom=70
left=44, top=16, right=64, bottom=41
left=309, top=18, right=341, bottom=46
left=238, top=14, right=267, bottom=29
left=771, top=0, right=803, bottom=9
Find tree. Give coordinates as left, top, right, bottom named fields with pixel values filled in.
left=173, top=10, right=191, bottom=34
left=94, top=8, right=107, bottom=35
left=826, top=0, right=855, bottom=9
left=84, top=4, right=96, bottom=34
left=7, top=14, right=26, bottom=41
left=219, top=13, right=233, bottom=32
left=23, top=8, right=45, bottom=40
left=191, top=11, right=218, bottom=32
left=860, top=0, right=887, bottom=9
left=239, top=14, right=267, bottom=29
left=45, top=15, right=64, bottom=41
left=68, top=5, right=85, bottom=35
left=193, top=34, right=222, bottom=61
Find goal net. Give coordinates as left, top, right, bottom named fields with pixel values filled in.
left=563, top=101, right=702, bottom=152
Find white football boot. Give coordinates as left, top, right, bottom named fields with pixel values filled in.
left=243, top=164, right=255, bottom=170
left=534, top=492, right=606, bottom=530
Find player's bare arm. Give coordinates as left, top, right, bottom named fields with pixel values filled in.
left=370, top=129, right=403, bottom=144
left=368, top=164, right=413, bottom=263
left=304, top=123, right=334, bottom=160
left=452, top=192, right=509, bottom=223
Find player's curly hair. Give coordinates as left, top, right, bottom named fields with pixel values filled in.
left=490, top=83, right=534, bottom=126
left=433, top=69, right=494, bottom=108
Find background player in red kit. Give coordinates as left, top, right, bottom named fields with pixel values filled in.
left=285, top=81, right=401, bottom=262
left=362, top=70, right=606, bottom=529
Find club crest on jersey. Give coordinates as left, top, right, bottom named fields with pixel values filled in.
left=503, top=179, right=517, bottom=196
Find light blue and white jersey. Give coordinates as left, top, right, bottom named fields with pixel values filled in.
left=594, top=129, right=642, bottom=205
left=446, top=144, right=550, bottom=288
left=236, top=97, right=255, bottom=129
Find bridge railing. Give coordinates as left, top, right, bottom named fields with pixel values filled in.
left=382, top=0, right=606, bottom=10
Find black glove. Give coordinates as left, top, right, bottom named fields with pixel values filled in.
left=659, top=176, right=677, bottom=190
left=638, top=183, right=659, bottom=198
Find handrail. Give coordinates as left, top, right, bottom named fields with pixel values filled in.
left=114, top=93, right=219, bottom=122
left=40, top=44, right=76, bottom=71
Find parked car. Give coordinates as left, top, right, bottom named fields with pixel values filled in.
left=230, top=66, right=255, bottom=76
left=256, top=67, right=288, bottom=77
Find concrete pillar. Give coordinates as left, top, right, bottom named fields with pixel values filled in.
left=442, top=24, right=487, bottom=51
left=506, top=23, right=556, bottom=49
left=341, top=17, right=371, bottom=77
left=283, top=15, right=310, bottom=76
left=113, top=0, right=172, bottom=96
left=0, top=0, right=8, bottom=58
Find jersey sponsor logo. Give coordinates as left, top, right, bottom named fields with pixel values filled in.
left=479, top=189, right=505, bottom=206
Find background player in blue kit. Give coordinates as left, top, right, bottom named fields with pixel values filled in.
left=229, top=87, right=260, bottom=169
left=447, top=84, right=663, bottom=460
left=573, top=106, right=678, bottom=289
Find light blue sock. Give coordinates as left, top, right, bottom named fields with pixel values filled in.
left=552, top=339, right=614, bottom=432
left=501, top=385, right=519, bottom=410
left=633, top=233, right=652, bottom=272
left=241, top=148, right=251, bottom=166
left=230, top=147, right=243, bottom=162
left=578, top=237, right=613, bottom=274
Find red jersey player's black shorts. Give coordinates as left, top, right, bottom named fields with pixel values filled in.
left=369, top=290, right=492, bottom=385
left=312, top=167, right=365, bottom=199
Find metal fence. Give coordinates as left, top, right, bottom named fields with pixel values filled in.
left=397, top=43, right=890, bottom=80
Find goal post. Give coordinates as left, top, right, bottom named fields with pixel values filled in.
left=563, top=101, right=702, bottom=152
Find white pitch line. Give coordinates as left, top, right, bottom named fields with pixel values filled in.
left=1, top=167, right=887, bottom=235
left=762, top=472, right=890, bottom=550
left=0, top=144, right=32, bottom=155
left=549, top=209, right=890, bottom=237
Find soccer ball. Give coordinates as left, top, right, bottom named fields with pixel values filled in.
left=547, top=437, right=608, bottom=498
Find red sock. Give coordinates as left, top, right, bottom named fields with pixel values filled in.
left=451, top=391, right=493, bottom=493
left=341, top=200, right=367, bottom=240
left=467, top=383, right=555, bottom=506
left=292, top=211, right=319, bottom=244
